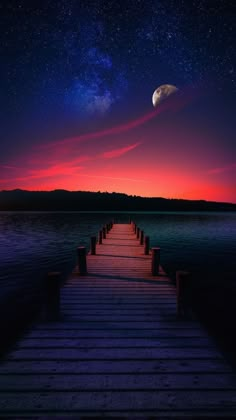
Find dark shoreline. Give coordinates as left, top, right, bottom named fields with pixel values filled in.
left=0, top=190, right=235, bottom=211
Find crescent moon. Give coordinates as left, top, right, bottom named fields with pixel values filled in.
left=152, top=84, right=179, bottom=107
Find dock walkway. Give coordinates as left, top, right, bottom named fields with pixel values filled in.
left=0, top=223, right=236, bottom=416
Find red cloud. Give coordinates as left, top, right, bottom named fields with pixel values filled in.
left=101, top=142, right=141, bottom=159
left=207, top=163, right=236, bottom=175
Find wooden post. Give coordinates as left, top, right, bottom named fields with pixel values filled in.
left=144, top=236, right=150, bottom=255
left=140, top=230, right=144, bottom=245
left=137, top=227, right=140, bottom=239
left=90, top=236, right=96, bottom=255
left=102, top=227, right=106, bottom=239
left=151, top=247, right=160, bottom=275
left=99, top=230, right=102, bottom=244
left=77, top=247, right=87, bottom=275
left=176, top=271, right=191, bottom=319
left=45, top=272, right=61, bottom=321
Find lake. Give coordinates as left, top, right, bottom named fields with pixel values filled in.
left=0, top=211, right=236, bottom=304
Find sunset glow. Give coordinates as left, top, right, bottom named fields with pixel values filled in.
left=1, top=87, right=235, bottom=203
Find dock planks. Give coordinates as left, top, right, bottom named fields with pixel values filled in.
left=0, top=222, right=236, bottom=416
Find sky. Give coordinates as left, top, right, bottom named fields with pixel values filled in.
left=0, top=0, right=235, bottom=203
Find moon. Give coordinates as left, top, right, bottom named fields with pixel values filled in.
left=152, top=84, right=178, bottom=107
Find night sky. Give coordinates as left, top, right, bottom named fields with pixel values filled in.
left=1, top=0, right=235, bottom=202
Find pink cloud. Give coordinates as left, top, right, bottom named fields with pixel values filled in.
left=101, top=142, right=141, bottom=159
left=207, top=163, right=236, bottom=175
left=80, top=173, right=147, bottom=182
left=0, top=141, right=141, bottom=188
left=0, top=161, right=84, bottom=185
left=29, top=164, right=83, bottom=179
left=37, top=87, right=194, bottom=152
left=38, top=108, right=162, bottom=150
left=0, top=165, right=20, bottom=170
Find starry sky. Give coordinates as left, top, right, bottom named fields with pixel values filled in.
left=0, top=0, right=235, bottom=202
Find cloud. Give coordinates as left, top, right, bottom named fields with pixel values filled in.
left=28, top=163, right=83, bottom=179
left=207, top=163, right=236, bottom=175
left=39, top=106, right=163, bottom=151
left=0, top=165, right=19, bottom=170
left=41, top=86, right=194, bottom=151
left=102, top=142, right=141, bottom=159
left=0, top=157, right=86, bottom=185
left=80, top=174, right=147, bottom=183
left=0, top=141, right=141, bottom=188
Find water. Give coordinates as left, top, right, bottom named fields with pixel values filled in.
left=0, top=211, right=235, bottom=303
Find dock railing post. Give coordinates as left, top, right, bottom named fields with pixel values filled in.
left=144, top=236, right=150, bottom=255
left=176, top=271, right=191, bottom=319
left=99, top=230, right=103, bottom=244
left=90, top=236, right=96, bottom=255
left=140, top=230, right=144, bottom=245
left=77, top=246, right=87, bottom=275
left=102, top=227, right=106, bottom=239
left=44, top=272, right=61, bottom=321
left=151, top=247, right=160, bottom=275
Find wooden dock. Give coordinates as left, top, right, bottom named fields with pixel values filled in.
left=0, top=222, right=236, bottom=416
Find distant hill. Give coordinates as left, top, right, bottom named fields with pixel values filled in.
left=0, top=189, right=235, bottom=211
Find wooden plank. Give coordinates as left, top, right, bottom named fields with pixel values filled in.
left=62, top=286, right=175, bottom=290
left=7, top=347, right=223, bottom=360
left=15, top=337, right=214, bottom=348
left=0, top=359, right=231, bottom=374
left=0, top=390, right=236, bottom=413
left=62, top=290, right=175, bottom=294
left=61, top=303, right=177, bottom=307
left=62, top=309, right=177, bottom=314
left=1, top=373, right=236, bottom=391
left=61, top=315, right=178, bottom=321
left=33, top=321, right=202, bottom=329
left=24, top=327, right=209, bottom=342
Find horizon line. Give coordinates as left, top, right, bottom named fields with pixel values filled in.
left=0, top=188, right=235, bottom=205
